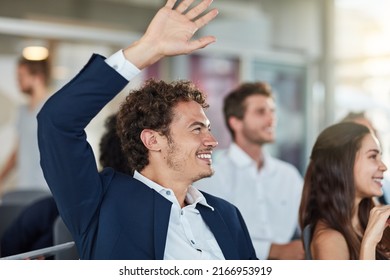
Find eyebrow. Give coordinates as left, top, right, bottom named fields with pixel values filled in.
left=189, top=121, right=210, bottom=129
left=366, top=148, right=381, bottom=154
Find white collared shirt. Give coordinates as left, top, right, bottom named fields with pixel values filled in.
left=195, top=143, right=303, bottom=260
left=133, top=171, right=225, bottom=260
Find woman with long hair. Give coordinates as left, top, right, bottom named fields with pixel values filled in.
left=299, top=122, right=390, bottom=259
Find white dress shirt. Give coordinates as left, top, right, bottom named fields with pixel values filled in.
left=195, top=143, right=303, bottom=260
left=133, top=171, right=225, bottom=260
left=104, top=51, right=224, bottom=259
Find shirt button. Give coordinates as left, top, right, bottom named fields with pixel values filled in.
left=166, top=190, right=171, bottom=195
left=113, top=64, right=118, bottom=70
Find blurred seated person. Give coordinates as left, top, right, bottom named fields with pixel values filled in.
left=1, top=114, right=128, bottom=258
left=98, top=114, right=131, bottom=175
left=0, top=57, right=51, bottom=195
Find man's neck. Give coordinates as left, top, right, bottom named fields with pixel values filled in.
left=234, top=141, right=264, bottom=169
left=140, top=167, right=190, bottom=208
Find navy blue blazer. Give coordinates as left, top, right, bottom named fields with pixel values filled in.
left=37, top=54, right=257, bottom=260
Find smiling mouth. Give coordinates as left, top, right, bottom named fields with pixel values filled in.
left=197, top=153, right=211, bottom=159
left=196, top=151, right=213, bottom=164
left=373, top=177, right=383, bottom=186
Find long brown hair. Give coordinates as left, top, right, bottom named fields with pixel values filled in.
left=299, top=122, right=390, bottom=259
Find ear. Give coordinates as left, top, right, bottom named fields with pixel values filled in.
left=228, top=116, right=241, bottom=133
left=140, top=129, right=162, bottom=151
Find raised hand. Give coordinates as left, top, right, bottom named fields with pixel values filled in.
left=124, top=0, right=218, bottom=69
left=360, top=205, right=390, bottom=259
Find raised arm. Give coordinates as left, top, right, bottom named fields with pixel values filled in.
left=37, top=0, right=218, bottom=235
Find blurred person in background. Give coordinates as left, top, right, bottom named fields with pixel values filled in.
left=98, top=114, right=130, bottom=175
left=1, top=113, right=129, bottom=258
left=0, top=57, right=51, bottom=195
left=195, top=82, right=304, bottom=260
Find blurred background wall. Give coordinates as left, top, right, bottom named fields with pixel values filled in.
left=0, top=0, right=389, bottom=181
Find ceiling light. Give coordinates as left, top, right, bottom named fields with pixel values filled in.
left=22, top=46, right=49, bottom=61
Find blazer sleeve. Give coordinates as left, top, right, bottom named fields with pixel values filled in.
left=37, top=54, right=129, bottom=236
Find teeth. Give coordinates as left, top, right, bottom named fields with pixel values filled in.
left=197, top=154, right=211, bottom=159
left=373, top=178, right=382, bottom=183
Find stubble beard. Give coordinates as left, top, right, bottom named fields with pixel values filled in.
left=21, top=86, right=33, bottom=97
left=166, top=139, right=214, bottom=183
left=243, top=126, right=274, bottom=146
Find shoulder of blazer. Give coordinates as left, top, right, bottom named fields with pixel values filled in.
left=199, top=190, right=239, bottom=217
left=100, top=168, right=173, bottom=205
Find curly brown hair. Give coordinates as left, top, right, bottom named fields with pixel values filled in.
left=117, top=79, right=208, bottom=174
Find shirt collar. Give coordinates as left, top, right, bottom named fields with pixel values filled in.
left=227, top=143, right=276, bottom=173
left=133, top=171, right=214, bottom=210
left=227, top=143, right=256, bottom=168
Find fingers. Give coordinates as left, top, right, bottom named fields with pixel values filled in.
left=193, top=8, right=218, bottom=30
left=165, top=0, right=177, bottom=9
left=370, top=205, right=390, bottom=225
left=185, top=0, right=213, bottom=20
left=166, top=0, right=218, bottom=30
left=187, top=35, right=216, bottom=52
left=176, top=0, right=196, bottom=13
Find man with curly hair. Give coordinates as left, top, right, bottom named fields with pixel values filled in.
left=37, top=0, right=256, bottom=260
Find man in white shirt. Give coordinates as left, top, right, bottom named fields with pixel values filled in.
left=0, top=57, right=50, bottom=193
left=37, top=0, right=257, bottom=259
left=195, top=82, right=305, bottom=259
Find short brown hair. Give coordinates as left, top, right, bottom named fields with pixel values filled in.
left=223, top=82, right=273, bottom=139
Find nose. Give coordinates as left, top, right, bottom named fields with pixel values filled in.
left=270, top=113, right=276, bottom=124
left=379, top=160, right=388, bottom=172
left=265, top=110, right=276, bottom=126
left=204, top=132, right=218, bottom=148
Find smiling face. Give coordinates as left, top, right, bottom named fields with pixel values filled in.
left=354, top=133, right=388, bottom=200
left=161, top=100, right=218, bottom=183
left=236, top=94, right=276, bottom=145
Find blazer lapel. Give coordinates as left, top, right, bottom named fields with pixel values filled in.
left=196, top=204, right=238, bottom=260
left=153, top=192, right=172, bottom=260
